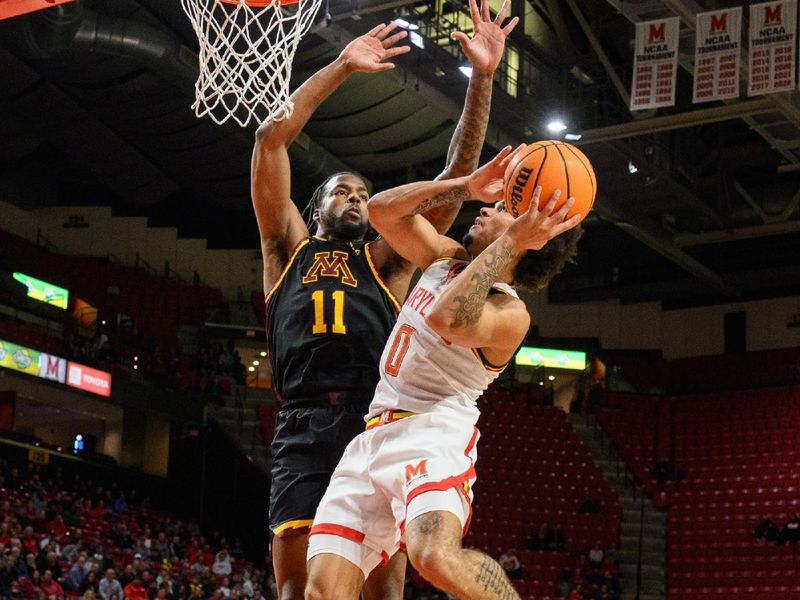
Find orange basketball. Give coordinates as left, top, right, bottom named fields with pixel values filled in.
left=503, top=140, right=596, bottom=222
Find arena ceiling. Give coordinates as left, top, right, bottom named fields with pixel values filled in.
left=1, top=0, right=799, bottom=308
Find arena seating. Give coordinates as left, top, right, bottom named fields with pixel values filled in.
left=668, top=388, right=800, bottom=600
left=0, top=316, right=62, bottom=355
left=596, top=387, right=800, bottom=599
left=596, top=393, right=672, bottom=502
left=466, top=386, right=621, bottom=599
left=0, top=228, right=223, bottom=349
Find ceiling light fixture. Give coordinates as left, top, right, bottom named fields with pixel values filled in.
left=546, top=119, right=567, bottom=133
left=459, top=66, right=473, bottom=78
left=564, top=133, right=582, bottom=141
left=393, top=18, right=419, bottom=30
left=628, top=160, right=638, bottom=174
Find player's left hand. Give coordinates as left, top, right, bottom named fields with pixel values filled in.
left=465, top=144, right=525, bottom=201
left=451, top=0, right=519, bottom=74
left=339, top=22, right=411, bottom=74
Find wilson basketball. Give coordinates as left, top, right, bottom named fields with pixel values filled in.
left=503, top=140, right=596, bottom=222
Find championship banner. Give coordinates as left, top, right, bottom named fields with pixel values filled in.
left=631, top=17, right=681, bottom=110
left=693, top=8, right=742, bottom=103
left=748, top=0, right=797, bottom=95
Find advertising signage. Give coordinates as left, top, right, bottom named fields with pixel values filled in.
left=0, top=337, right=111, bottom=397
left=12, top=272, right=69, bottom=309
left=66, top=363, right=111, bottom=397
left=515, top=346, right=587, bottom=371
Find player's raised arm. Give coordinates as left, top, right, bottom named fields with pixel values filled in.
left=423, top=0, right=519, bottom=233
left=252, top=23, right=410, bottom=292
left=368, top=146, right=518, bottom=270
left=425, top=188, right=582, bottom=354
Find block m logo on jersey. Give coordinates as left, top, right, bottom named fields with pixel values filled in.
left=404, top=460, right=428, bottom=483
left=710, top=12, right=728, bottom=34
left=764, top=3, right=783, bottom=26
left=301, top=251, right=358, bottom=287
left=649, top=22, right=666, bottom=42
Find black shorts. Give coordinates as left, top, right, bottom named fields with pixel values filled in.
left=269, top=403, right=369, bottom=538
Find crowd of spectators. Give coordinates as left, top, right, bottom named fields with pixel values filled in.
left=0, top=459, right=276, bottom=600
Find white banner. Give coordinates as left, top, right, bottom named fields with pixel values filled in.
left=748, top=0, right=797, bottom=95
left=631, top=17, right=681, bottom=110
left=693, top=8, right=742, bottom=103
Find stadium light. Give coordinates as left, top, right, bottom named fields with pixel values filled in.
left=546, top=119, right=567, bottom=133
left=459, top=66, right=473, bottom=78
left=393, top=18, right=419, bottom=30
left=628, top=160, right=638, bottom=174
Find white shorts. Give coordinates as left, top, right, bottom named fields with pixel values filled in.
left=307, top=409, right=479, bottom=578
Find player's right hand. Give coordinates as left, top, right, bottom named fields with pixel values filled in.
left=339, top=23, right=411, bottom=73
left=465, top=144, right=525, bottom=202
left=506, top=186, right=582, bottom=251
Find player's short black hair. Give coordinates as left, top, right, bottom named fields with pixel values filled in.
left=512, top=225, right=583, bottom=290
left=302, top=172, right=358, bottom=228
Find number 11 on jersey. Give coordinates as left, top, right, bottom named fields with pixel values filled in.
left=311, top=290, right=346, bottom=334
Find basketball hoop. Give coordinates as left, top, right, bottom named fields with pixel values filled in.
left=181, top=0, right=323, bottom=127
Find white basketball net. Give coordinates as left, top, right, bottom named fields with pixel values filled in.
left=181, top=0, right=323, bottom=127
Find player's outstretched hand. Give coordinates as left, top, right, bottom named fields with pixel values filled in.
left=451, top=0, right=519, bottom=73
left=465, top=144, right=525, bottom=202
left=339, top=22, right=411, bottom=73
left=507, top=186, right=582, bottom=251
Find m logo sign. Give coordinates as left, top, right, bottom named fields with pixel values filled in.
left=301, top=252, right=358, bottom=287
left=710, top=13, right=728, bottom=34
left=649, top=22, right=666, bottom=42
left=404, top=460, right=428, bottom=483
left=764, top=3, right=783, bottom=26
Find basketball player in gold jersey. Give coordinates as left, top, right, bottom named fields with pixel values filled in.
left=251, top=1, right=519, bottom=598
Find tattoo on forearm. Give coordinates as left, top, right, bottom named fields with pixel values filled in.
left=411, top=186, right=471, bottom=216
left=474, top=558, right=518, bottom=600
left=447, top=71, right=492, bottom=175
left=449, top=241, right=515, bottom=328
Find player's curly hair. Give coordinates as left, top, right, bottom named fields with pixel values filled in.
left=302, top=171, right=358, bottom=228
left=512, top=225, right=583, bottom=291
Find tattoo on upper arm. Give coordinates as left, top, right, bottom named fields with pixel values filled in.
left=410, top=186, right=471, bottom=216
left=474, top=558, right=518, bottom=600
left=449, top=241, right=515, bottom=328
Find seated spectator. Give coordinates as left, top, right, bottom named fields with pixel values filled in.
left=212, top=550, right=232, bottom=576
left=588, top=543, right=605, bottom=569
left=755, top=518, right=780, bottom=544
left=525, top=523, right=555, bottom=551
left=98, top=569, right=123, bottom=600
left=66, top=556, right=88, bottom=591
left=122, top=577, right=148, bottom=600
left=111, top=494, right=128, bottom=515
left=46, top=514, right=67, bottom=538
left=779, top=515, right=800, bottom=545
left=567, top=584, right=584, bottom=600
left=497, top=549, right=522, bottom=580
left=82, top=589, right=97, bottom=600
left=40, top=569, right=64, bottom=597
left=579, top=496, right=602, bottom=514
left=80, top=571, right=100, bottom=595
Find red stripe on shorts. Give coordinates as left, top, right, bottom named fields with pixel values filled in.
left=309, top=523, right=366, bottom=543
left=404, top=426, right=479, bottom=537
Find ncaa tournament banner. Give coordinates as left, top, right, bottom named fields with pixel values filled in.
left=748, top=0, right=797, bottom=95
left=693, top=8, right=742, bottom=103
left=631, top=17, right=681, bottom=110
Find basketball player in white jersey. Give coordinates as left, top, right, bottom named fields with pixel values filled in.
left=304, top=146, right=583, bottom=600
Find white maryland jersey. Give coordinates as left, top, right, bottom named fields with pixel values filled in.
left=368, top=257, right=518, bottom=420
